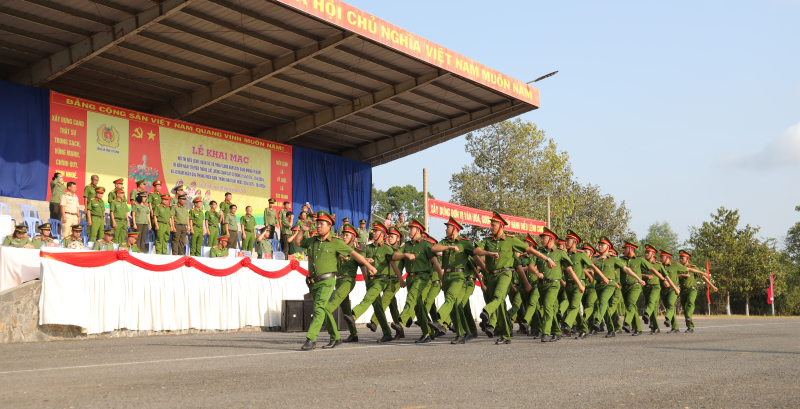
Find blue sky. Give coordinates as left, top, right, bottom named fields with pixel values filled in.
left=356, top=0, right=800, bottom=243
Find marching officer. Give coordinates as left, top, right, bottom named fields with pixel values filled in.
left=153, top=194, right=172, bottom=255
left=170, top=194, right=190, bottom=255
left=189, top=197, right=206, bottom=256
left=430, top=217, right=475, bottom=344
left=92, top=229, right=115, bottom=251
left=563, top=230, right=603, bottom=339
left=327, top=222, right=365, bottom=343
left=534, top=228, right=581, bottom=342
left=86, top=186, right=106, bottom=243
left=642, top=244, right=676, bottom=334
left=110, top=188, right=129, bottom=244
left=677, top=250, right=717, bottom=332
left=240, top=206, right=256, bottom=252
left=31, top=223, right=56, bottom=249
left=618, top=241, right=650, bottom=336
left=659, top=250, right=682, bottom=332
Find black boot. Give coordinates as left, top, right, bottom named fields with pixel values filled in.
left=366, top=322, right=377, bottom=332
left=378, top=334, right=393, bottom=343
left=393, top=329, right=405, bottom=340
left=518, top=322, right=530, bottom=334
left=300, top=338, right=316, bottom=351
left=642, top=315, right=650, bottom=325
left=649, top=328, right=660, bottom=335
left=561, top=323, right=571, bottom=335
left=484, top=326, right=495, bottom=338
left=448, top=322, right=455, bottom=333
left=541, top=334, right=551, bottom=342
left=322, top=339, right=342, bottom=349
left=429, top=321, right=446, bottom=334
left=631, top=331, right=641, bottom=336
left=390, top=322, right=404, bottom=333
left=405, top=318, right=414, bottom=328
left=451, top=336, right=465, bottom=344
left=622, top=323, right=632, bottom=333
left=479, top=310, right=490, bottom=328
left=550, top=334, right=560, bottom=342
left=668, top=329, right=680, bottom=334
left=495, top=338, right=510, bottom=345
left=664, top=319, right=671, bottom=328
left=342, top=334, right=359, bottom=343
left=685, top=328, right=694, bottom=333
left=342, top=314, right=356, bottom=327
left=530, top=331, right=541, bottom=339
left=416, top=335, right=431, bottom=343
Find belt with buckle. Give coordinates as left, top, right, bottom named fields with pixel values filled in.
left=444, top=268, right=464, bottom=273
left=682, top=286, right=696, bottom=290
left=245, top=229, right=254, bottom=232
left=431, top=280, right=440, bottom=284
left=542, top=279, right=560, bottom=284
left=624, top=282, right=641, bottom=287
left=308, top=272, right=335, bottom=284
left=566, top=279, right=586, bottom=286
left=65, top=212, right=78, bottom=216
left=645, top=284, right=658, bottom=288
left=606, top=279, right=615, bottom=283
left=407, top=271, right=430, bottom=277
left=366, top=274, right=388, bottom=280
left=336, top=275, right=352, bottom=280
left=490, top=267, right=514, bottom=274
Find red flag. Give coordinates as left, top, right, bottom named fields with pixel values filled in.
left=706, top=261, right=711, bottom=304
left=767, top=274, right=774, bottom=305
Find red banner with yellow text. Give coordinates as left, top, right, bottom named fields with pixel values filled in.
left=427, top=199, right=546, bottom=235
left=272, top=0, right=540, bottom=107
left=48, top=92, right=292, bottom=223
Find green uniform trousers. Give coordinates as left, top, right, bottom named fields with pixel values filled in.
left=582, top=286, right=598, bottom=327
left=207, top=226, right=219, bottom=248
left=398, top=273, right=432, bottom=337
left=661, top=288, right=679, bottom=330
left=483, top=271, right=513, bottom=340
left=155, top=222, right=170, bottom=255
left=558, top=286, right=569, bottom=316
left=459, top=280, right=478, bottom=335
left=370, top=279, right=402, bottom=328
left=564, top=284, right=588, bottom=333
left=425, top=280, right=441, bottom=322
left=418, top=280, right=435, bottom=335
left=242, top=230, right=255, bottom=252
left=643, top=284, right=661, bottom=329
left=89, top=216, right=104, bottom=243
left=607, top=287, right=623, bottom=331
left=190, top=230, right=204, bottom=256
left=622, top=284, right=643, bottom=332
left=329, top=277, right=357, bottom=336
left=594, top=283, right=616, bottom=327
left=305, top=277, right=339, bottom=342
left=681, top=288, right=697, bottom=329
left=522, top=282, right=541, bottom=329
left=352, top=276, right=392, bottom=336
left=508, top=285, right=524, bottom=324
left=539, top=281, right=561, bottom=335
left=447, top=279, right=468, bottom=337
left=436, top=273, right=465, bottom=329
left=113, top=220, right=127, bottom=244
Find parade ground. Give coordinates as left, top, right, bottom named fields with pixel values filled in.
left=0, top=316, right=797, bottom=408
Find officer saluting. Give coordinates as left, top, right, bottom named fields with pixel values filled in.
left=295, top=210, right=376, bottom=351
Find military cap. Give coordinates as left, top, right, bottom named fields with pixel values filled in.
left=177, top=194, right=187, bottom=200
left=644, top=243, right=658, bottom=253
left=268, top=198, right=276, bottom=204
left=679, top=249, right=692, bottom=258
left=409, top=218, right=425, bottom=232
left=218, top=235, right=229, bottom=242
left=387, top=227, right=403, bottom=240
left=174, top=185, right=184, bottom=192
left=192, top=197, right=202, bottom=203
left=39, top=223, right=52, bottom=231
left=490, top=211, right=508, bottom=227
left=153, top=180, right=163, bottom=186
left=539, top=226, right=558, bottom=241
left=359, top=219, right=367, bottom=224
left=444, top=216, right=463, bottom=231
left=660, top=249, right=673, bottom=258
left=224, top=192, right=232, bottom=196
left=14, top=224, right=27, bottom=233
left=556, top=238, right=566, bottom=245
left=524, top=233, right=537, bottom=245
left=95, top=186, right=106, bottom=193
left=341, top=223, right=357, bottom=237
left=113, top=178, right=124, bottom=184
left=137, top=191, right=147, bottom=197
left=316, top=210, right=334, bottom=225
left=160, top=194, right=171, bottom=200
left=598, top=235, right=613, bottom=248
left=71, top=224, right=83, bottom=232
left=372, top=220, right=388, bottom=234
left=291, top=222, right=301, bottom=231
left=103, top=228, right=114, bottom=235
left=566, top=229, right=582, bottom=243
left=342, top=217, right=350, bottom=223
left=623, top=241, right=638, bottom=249
left=127, top=232, right=139, bottom=238
left=583, top=243, right=597, bottom=255
left=609, top=248, right=618, bottom=256
left=115, top=188, right=125, bottom=194
left=424, top=234, right=437, bottom=244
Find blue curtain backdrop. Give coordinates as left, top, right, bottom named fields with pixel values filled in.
left=292, top=147, right=371, bottom=232
left=0, top=80, right=50, bottom=200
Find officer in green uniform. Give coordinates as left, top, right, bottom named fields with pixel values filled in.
left=431, top=217, right=476, bottom=344
left=263, top=198, right=278, bottom=239
left=109, top=189, right=129, bottom=244
left=188, top=197, right=206, bottom=256
left=83, top=175, right=99, bottom=205
left=659, top=250, right=683, bottom=332
left=395, top=213, right=408, bottom=246
left=129, top=180, right=146, bottom=204
left=459, top=255, right=483, bottom=340
left=388, top=219, right=441, bottom=343
left=210, top=235, right=229, bottom=258
left=31, top=223, right=56, bottom=249
left=223, top=204, right=238, bottom=249
left=170, top=194, right=190, bottom=255
left=220, top=192, right=233, bottom=216
left=108, top=178, right=124, bottom=203
left=61, top=225, right=84, bottom=248
left=170, top=185, right=184, bottom=207
left=240, top=206, right=256, bottom=252
left=619, top=241, right=651, bottom=336
left=562, top=230, right=603, bottom=338
left=49, top=173, right=65, bottom=221
left=518, top=234, right=544, bottom=337
left=590, top=237, right=625, bottom=337
left=86, top=186, right=106, bottom=243
left=473, top=212, right=556, bottom=344
left=147, top=180, right=164, bottom=216
left=533, top=228, right=582, bottom=342
left=421, top=234, right=445, bottom=337
left=205, top=201, right=222, bottom=248
left=356, top=219, right=369, bottom=250
left=335, top=217, right=350, bottom=237
left=604, top=247, right=626, bottom=335
left=255, top=228, right=273, bottom=258
left=152, top=194, right=172, bottom=255
left=642, top=244, right=675, bottom=334
left=118, top=232, right=142, bottom=253
left=92, top=229, right=116, bottom=251
left=131, top=192, right=151, bottom=252
left=581, top=243, right=605, bottom=335
left=328, top=223, right=364, bottom=342
left=367, top=227, right=405, bottom=339
left=343, top=221, right=405, bottom=343
left=3, top=225, right=32, bottom=248
left=677, top=250, right=717, bottom=332
left=297, top=211, right=375, bottom=351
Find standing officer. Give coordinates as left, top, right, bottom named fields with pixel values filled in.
left=86, top=186, right=106, bottom=243
left=659, top=250, right=682, bottom=332
left=110, top=189, right=129, bottom=244
left=472, top=212, right=557, bottom=344
left=60, top=181, right=80, bottom=238
left=189, top=197, right=206, bottom=256
left=328, top=223, right=365, bottom=343
left=130, top=180, right=146, bottom=204
left=147, top=180, right=163, bottom=216
left=108, top=178, right=124, bottom=203
left=92, top=229, right=115, bottom=251
left=367, top=227, right=405, bottom=339
left=49, top=172, right=65, bottom=221
left=210, top=235, right=229, bottom=258
left=224, top=204, right=238, bottom=250
left=336, top=217, right=351, bottom=237
left=430, top=217, right=475, bottom=344
left=534, top=228, right=582, bottom=342
left=343, top=221, right=405, bottom=344
left=170, top=185, right=184, bottom=206
left=153, top=194, right=172, bottom=255
left=31, top=223, right=56, bottom=249
left=170, top=194, right=190, bottom=255
left=83, top=175, right=99, bottom=205
left=205, top=201, right=222, bottom=248
left=619, top=242, right=651, bottom=336
left=220, top=192, right=233, bottom=215
left=131, top=193, right=150, bottom=252
left=278, top=201, right=292, bottom=255
left=263, top=198, right=278, bottom=240
left=356, top=219, right=369, bottom=250
left=119, top=232, right=142, bottom=253
left=240, top=206, right=256, bottom=252
left=297, top=211, right=376, bottom=351
left=677, top=250, right=717, bottom=332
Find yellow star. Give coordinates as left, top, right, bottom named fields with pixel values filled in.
left=147, top=130, right=156, bottom=140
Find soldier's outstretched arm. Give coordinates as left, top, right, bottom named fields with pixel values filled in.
left=349, top=250, right=377, bottom=276
left=589, top=264, right=608, bottom=284
left=431, top=256, right=444, bottom=280
left=525, top=246, right=557, bottom=268
left=565, top=266, right=585, bottom=292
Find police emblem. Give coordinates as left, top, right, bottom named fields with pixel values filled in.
left=97, top=124, right=120, bottom=148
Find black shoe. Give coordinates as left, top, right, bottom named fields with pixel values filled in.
left=429, top=321, right=446, bottom=334
left=518, top=322, right=530, bottom=334
left=322, top=339, right=342, bottom=349
left=484, top=326, right=495, bottom=338
left=414, top=320, right=420, bottom=327
left=479, top=310, right=490, bottom=327
left=668, top=329, right=680, bottom=334
left=530, top=331, right=541, bottom=339
left=366, top=322, right=377, bottom=332
left=664, top=319, right=671, bottom=328
left=378, top=334, right=393, bottom=343
left=342, top=335, right=359, bottom=343
left=390, top=322, right=403, bottom=333
left=479, top=321, right=487, bottom=332
left=631, top=331, right=641, bottom=336
left=451, top=336, right=465, bottom=344
left=541, top=334, right=551, bottom=342
left=605, top=331, right=615, bottom=338
left=467, top=333, right=477, bottom=341
left=649, top=328, right=660, bottom=335
left=300, top=339, right=316, bottom=351
left=416, top=335, right=431, bottom=343
left=495, top=338, right=510, bottom=345
left=405, top=318, right=414, bottom=328
left=342, top=314, right=356, bottom=327
left=592, top=321, right=601, bottom=331
left=561, top=323, right=572, bottom=335
left=642, top=315, right=650, bottom=325
left=556, top=312, right=563, bottom=322
left=571, top=326, right=577, bottom=334
left=589, top=329, right=597, bottom=336
left=393, top=330, right=405, bottom=340
left=576, top=332, right=587, bottom=339
left=447, top=322, right=455, bottom=333
left=685, top=328, right=694, bottom=333
left=598, top=324, right=606, bottom=332
left=622, top=324, right=632, bottom=333
left=550, top=334, right=560, bottom=342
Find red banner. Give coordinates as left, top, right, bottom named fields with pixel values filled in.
left=273, top=0, right=540, bottom=108
left=427, top=199, right=546, bottom=235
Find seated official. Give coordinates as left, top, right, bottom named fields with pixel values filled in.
left=255, top=228, right=273, bottom=259
left=62, top=225, right=85, bottom=249
left=31, top=223, right=57, bottom=249
left=3, top=225, right=33, bottom=248
left=210, top=235, right=229, bottom=258
left=92, top=229, right=115, bottom=251
left=119, top=232, right=142, bottom=253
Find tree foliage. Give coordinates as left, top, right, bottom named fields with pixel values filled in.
left=371, top=184, right=433, bottom=222
left=642, top=221, right=681, bottom=256
left=448, top=118, right=634, bottom=243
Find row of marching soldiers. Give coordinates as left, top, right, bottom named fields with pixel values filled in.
left=292, top=210, right=717, bottom=351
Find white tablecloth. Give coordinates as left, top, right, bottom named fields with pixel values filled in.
left=38, top=253, right=491, bottom=335
left=0, top=246, right=41, bottom=291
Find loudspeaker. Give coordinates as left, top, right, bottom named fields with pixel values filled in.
left=324, top=307, right=349, bottom=331
left=281, top=300, right=304, bottom=332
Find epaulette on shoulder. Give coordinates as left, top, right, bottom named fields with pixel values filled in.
left=6, top=234, right=12, bottom=237
left=33, top=236, right=42, bottom=241
left=460, top=237, right=471, bottom=241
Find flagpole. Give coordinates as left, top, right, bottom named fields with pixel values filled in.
left=706, top=261, right=711, bottom=316
left=770, top=273, right=775, bottom=316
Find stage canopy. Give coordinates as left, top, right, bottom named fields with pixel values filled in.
left=0, top=0, right=540, bottom=166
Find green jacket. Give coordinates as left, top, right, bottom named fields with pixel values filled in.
left=92, top=239, right=115, bottom=251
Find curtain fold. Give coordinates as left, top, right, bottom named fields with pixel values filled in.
left=0, top=80, right=49, bottom=200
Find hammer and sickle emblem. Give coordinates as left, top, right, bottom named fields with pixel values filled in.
left=133, top=127, right=144, bottom=139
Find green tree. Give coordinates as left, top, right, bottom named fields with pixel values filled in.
left=371, top=184, right=433, bottom=222
left=449, top=118, right=633, bottom=243
left=641, top=221, right=680, bottom=256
